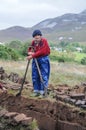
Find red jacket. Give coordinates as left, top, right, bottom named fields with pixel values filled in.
left=28, top=38, right=50, bottom=58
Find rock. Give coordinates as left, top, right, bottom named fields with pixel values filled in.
left=81, top=105, right=86, bottom=110
left=75, top=100, right=82, bottom=106
left=0, top=108, right=34, bottom=129
left=8, top=72, right=19, bottom=83
left=81, top=100, right=86, bottom=105
left=0, top=109, right=8, bottom=117
left=83, top=87, right=86, bottom=100
left=0, top=67, right=5, bottom=74
left=0, top=123, right=4, bottom=129
left=0, top=73, right=8, bottom=80
left=66, top=112, right=77, bottom=121
left=57, top=120, right=86, bottom=130
left=64, top=97, right=76, bottom=105
left=0, top=67, right=8, bottom=80
left=14, top=113, right=27, bottom=123
left=0, top=83, right=7, bottom=93
left=81, top=82, right=86, bottom=86
left=56, top=95, right=68, bottom=102
left=75, top=100, right=86, bottom=107
left=21, top=117, right=32, bottom=125
left=70, top=93, right=85, bottom=100
left=14, top=113, right=32, bottom=126
left=4, top=112, right=18, bottom=118
left=0, top=83, right=3, bottom=89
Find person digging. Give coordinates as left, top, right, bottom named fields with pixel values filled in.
left=27, top=30, right=50, bottom=98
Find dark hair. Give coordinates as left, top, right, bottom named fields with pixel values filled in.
left=32, top=30, right=42, bottom=37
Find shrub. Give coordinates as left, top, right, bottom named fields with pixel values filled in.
left=0, top=45, right=19, bottom=60
left=50, top=50, right=75, bottom=62
left=81, top=57, right=86, bottom=65
left=0, top=51, right=10, bottom=59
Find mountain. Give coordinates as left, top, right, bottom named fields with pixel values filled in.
left=0, top=10, right=86, bottom=43
left=0, top=26, right=32, bottom=42
left=33, top=10, right=86, bottom=43
left=33, top=10, right=86, bottom=30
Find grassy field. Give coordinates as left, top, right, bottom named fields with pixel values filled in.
left=50, top=50, right=86, bottom=65
left=0, top=60, right=86, bottom=87
left=74, top=52, right=86, bottom=62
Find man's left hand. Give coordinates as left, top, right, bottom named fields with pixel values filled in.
left=27, top=55, right=33, bottom=60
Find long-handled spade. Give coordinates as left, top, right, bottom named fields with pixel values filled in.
left=34, top=58, right=48, bottom=98
left=16, top=59, right=30, bottom=97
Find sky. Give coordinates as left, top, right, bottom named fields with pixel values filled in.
left=0, top=0, right=86, bottom=29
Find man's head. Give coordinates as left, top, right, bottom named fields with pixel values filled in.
left=32, top=30, right=42, bottom=43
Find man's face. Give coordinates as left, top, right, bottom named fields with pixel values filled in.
left=34, top=35, right=41, bottom=43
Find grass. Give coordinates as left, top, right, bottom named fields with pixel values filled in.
left=50, top=61, right=86, bottom=86
left=74, top=52, right=86, bottom=63
left=0, top=60, right=86, bottom=88
left=29, top=119, right=38, bottom=130
left=50, top=50, right=86, bottom=63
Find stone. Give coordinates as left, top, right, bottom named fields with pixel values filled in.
left=0, top=67, right=4, bottom=74
left=70, top=94, right=85, bottom=100
left=57, top=120, right=86, bottom=130
left=8, top=72, right=19, bottom=83
left=69, top=99, right=76, bottom=105
left=14, top=113, right=27, bottom=123
left=75, top=100, right=82, bottom=106
left=0, top=109, right=8, bottom=117
left=56, top=95, right=68, bottom=102
left=0, top=83, right=3, bottom=89
left=67, top=112, right=77, bottom=121
left=21, top=117, right=32, bottom=125
left=0, top=123, right=4, bottom=129
left=65, top=97, right=76, bottom=105
left=81, top=105, right=86, bottom=110
left=0, top=73, right=8, bottom=80
left=4, top=112, right=18, bottom=118
left=81, top=100, right=86, bottom=105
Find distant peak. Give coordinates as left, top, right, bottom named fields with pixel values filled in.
left=80, top=9, right=86, bottom=15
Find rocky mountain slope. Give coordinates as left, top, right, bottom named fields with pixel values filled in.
left=0, top=10, right=86, bottom=43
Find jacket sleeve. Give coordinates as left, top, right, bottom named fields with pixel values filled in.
left=32, top=39, right=50, bottom=58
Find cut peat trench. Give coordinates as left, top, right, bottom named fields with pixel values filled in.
left=0, top=92, right=86, bottom=130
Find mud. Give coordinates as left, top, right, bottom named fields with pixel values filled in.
left=0, top=92, right=86, bottom=130
left=0, top=67, right=86, bottom=130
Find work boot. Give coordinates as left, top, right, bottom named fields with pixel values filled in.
left=30, top=92, right=39, bottom=97
left=38, top=94, right=44, bottom=99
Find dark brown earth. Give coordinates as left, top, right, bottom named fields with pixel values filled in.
left=0, top=92, right=86, bottom=130
left=0, top=67, right=86, bottom=130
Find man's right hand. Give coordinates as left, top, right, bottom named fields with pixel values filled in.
left=28, top=52, right=34, bottom=55
left=27, top=55, right=33, bottom=60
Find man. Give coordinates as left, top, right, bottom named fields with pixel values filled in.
left=27, top=30, right=50, bottom=97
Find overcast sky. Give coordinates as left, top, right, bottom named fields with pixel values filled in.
left=0, top=0, right=86, bottom=29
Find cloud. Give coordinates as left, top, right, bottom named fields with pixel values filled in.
left=0, top=0, right=86, bottom=29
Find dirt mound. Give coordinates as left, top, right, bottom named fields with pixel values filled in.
left=0, top=109, right=34, bottom=130
left=0, top=67, right=86, bottom=130
left=0, top=92, right=86, bottom=130
left=0, top=67, right=29, bottom=84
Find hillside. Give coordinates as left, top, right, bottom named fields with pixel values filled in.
left=0, top=10, right=86, bottom=43
left=0, top=26, right=31, bottom=42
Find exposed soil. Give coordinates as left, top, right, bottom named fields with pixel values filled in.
left=0, top=67, right=86, bottom=130
left=0, top=92, right=86, bottom=130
